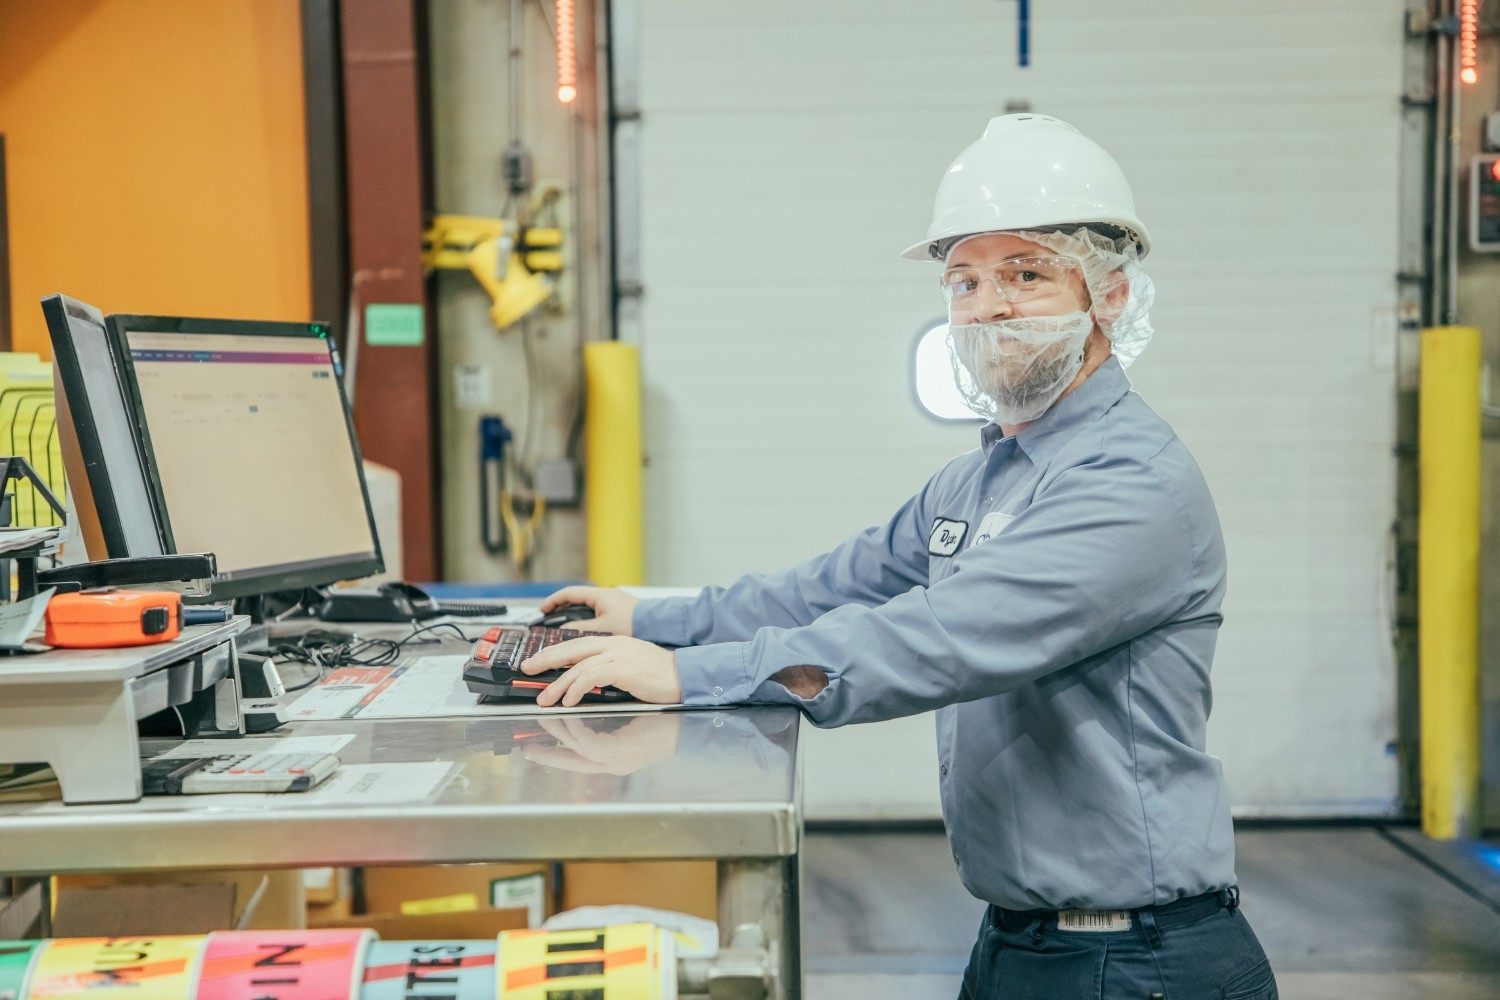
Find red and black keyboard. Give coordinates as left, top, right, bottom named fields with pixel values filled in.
left=461, top=625, right=634, bottom=703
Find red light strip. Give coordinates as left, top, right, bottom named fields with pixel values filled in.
left=557, top=0, right=578, bottom=103
left=1461, top=0, right=1480, bottom=85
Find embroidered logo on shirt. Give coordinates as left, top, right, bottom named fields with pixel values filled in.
left=1057, top=910, right=1132, bottom=933
left=970, top=511, right=1017, bottom=547
left=928, top=518, right=968, bottom=556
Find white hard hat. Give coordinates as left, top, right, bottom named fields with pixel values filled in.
left=902, top=114, right=1150, bottom=262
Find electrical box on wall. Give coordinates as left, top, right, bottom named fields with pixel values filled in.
left=1470, top=154, right=1500, bottom=251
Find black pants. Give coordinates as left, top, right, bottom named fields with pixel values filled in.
left=959, top=889, right=1277, bottom=1000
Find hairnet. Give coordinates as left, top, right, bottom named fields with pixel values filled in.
left=944, top=225, right=1155, bottom=367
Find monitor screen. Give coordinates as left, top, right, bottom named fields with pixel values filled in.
left=112, top=317, right=383, bottom=598
left=42, top=294, right=166, bottom=561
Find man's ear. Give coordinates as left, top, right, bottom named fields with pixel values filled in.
left=1093, top=271, right=1130, bottom=325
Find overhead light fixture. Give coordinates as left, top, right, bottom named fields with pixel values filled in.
left=557, top=0, right=577, bottom=103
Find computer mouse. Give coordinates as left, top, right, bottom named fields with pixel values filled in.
left=534, top=603, right=597, bottom=628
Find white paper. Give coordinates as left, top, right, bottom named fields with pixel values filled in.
left=153, top=734, right=356, bottom=759
left=0, top=588, right=52, bottom=648
left=0, top=526, right=60, bottom=555
left=285, top=655, right=675, bottom=720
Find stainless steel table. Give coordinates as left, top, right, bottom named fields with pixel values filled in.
left=0, top=704, right=804, bottom=998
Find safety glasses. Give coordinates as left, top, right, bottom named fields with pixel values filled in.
left=939, top=256, right=1082, bottom=305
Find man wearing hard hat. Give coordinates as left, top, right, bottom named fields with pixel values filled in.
left=525, top=115, right=1277, bottom=998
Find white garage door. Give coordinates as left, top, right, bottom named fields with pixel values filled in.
left=630, top=0, right=1405, bottom=818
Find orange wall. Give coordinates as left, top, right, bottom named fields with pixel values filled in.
left=0, top=0, right=309, bottom=357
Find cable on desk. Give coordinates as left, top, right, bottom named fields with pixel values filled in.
left=270, top=621, right=482, bottom=690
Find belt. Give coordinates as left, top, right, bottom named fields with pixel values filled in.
left=991, top=886, right=1239, bottom=934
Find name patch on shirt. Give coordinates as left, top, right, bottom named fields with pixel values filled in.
left=928, top=518, right=968, bottom=556
left=970, top=511, right=1016, bottom=547
left=1057, top=909, right=1132, bottom=933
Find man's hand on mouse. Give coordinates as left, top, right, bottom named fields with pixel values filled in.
left=520, top=635, right=681, bottom=708
left=538, top=586, right=639, bottom=636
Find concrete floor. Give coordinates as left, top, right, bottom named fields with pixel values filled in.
left=802, top=825, right=1500, bottom=1000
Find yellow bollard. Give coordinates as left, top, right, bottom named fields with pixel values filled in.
left=584, top=342, right=644, bottom=586
left=1419, top=325, right=1482, bottom=840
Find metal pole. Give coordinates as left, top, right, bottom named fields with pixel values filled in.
left=1419, top=324, right=1482, bottom=839
left=718, top=857, right=801, bottom=1000
left=1440, top=1, right=1452, bottom=320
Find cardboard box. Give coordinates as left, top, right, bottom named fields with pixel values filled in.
left=53, top=869, right=305, bottom=931
left=360, top=864, right=552, bottom=928
left=559, top=861, right=717, bottom=921
left=308, top=906, right=530, bottom=939
left=52, top=884, right=235, bottom=937
left=303, top=867, right=352, bottom=907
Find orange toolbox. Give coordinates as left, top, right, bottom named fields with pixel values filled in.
left=44, top=590, right=183, bottom=648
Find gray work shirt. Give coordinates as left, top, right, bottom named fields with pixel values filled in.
left=632, top=356, right=1235, bottom=911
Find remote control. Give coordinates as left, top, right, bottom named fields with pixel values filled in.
left=141, top=751, right=341, bottom=794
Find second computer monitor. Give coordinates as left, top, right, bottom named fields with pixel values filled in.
left=107, top=313, right=384, bottom=598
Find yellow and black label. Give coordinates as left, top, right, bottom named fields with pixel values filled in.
left=496, top=923, right=671, bottom=1000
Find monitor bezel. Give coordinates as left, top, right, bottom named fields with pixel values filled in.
left=41, top=293, right=167, bottom=559
left=104, top=312, right=385, bottom=600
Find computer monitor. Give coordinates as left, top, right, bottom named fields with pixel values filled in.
left=46, top=295, right=384, bottom=600
left=43, top=294, right=167, bottom=560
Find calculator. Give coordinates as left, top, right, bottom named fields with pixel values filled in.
left=140, top=751, right=341, bottom=794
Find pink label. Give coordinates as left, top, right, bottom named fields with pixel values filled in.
left=197, top=931, right=372, bottom=1000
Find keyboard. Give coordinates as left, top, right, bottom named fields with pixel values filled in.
left=432, top=599, right=511, bottom=618
left=462, top=626, right=635, bottom=703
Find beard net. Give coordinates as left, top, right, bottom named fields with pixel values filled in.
left=947, top=312, right=1094, bottom=424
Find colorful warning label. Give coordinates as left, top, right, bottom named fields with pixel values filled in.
left=359, top=940, right=497, bottom=1000
left=196, top=930, right=372, bottom=1000
left=26, top=936, right=207, bottom=999
left=0, top=942, right=39, bottom=1000
left=497, top=923, right=674, bottom=1000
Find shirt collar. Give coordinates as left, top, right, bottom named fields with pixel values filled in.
left=977, top=356, right=1133, bottom=462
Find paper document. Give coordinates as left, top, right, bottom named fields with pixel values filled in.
left=286, top=655, right=675, bottom=720
left=0, top=588, right=51, bottom=649
left=0, top=527, right=59, bottom=554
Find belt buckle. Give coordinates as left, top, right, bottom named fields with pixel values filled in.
left=1056, top=909, right=1132, bottom=932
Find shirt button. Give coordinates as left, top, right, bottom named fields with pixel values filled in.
left=983, top=496, right=994, bottom=505
left=712, top=686, right=724, bottom=698
left=940, top=763, right=949, bottom=776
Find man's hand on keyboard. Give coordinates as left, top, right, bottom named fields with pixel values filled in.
left=519, top=635, right=681, bottom=707
left=538, top=586, right=639, bottom=636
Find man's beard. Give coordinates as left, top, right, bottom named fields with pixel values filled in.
left=947, top=312, right=1093, bottom=424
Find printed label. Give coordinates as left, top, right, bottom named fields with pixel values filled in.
left=26, top=936, right=207, bottom=999
left=928, top=518, right=968, bottom=557
left=196, top=930, right=372, bottom=1000
left=360, top=940, right=496, bottom=1000
left=1056, top=910, right=1132, bottom=933
left=498, top=923, right=672, bottom=999
left=0, top=942, right=40, bottom=1000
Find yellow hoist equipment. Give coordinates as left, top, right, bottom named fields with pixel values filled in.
left=422, top=204, right=563, bottom=330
